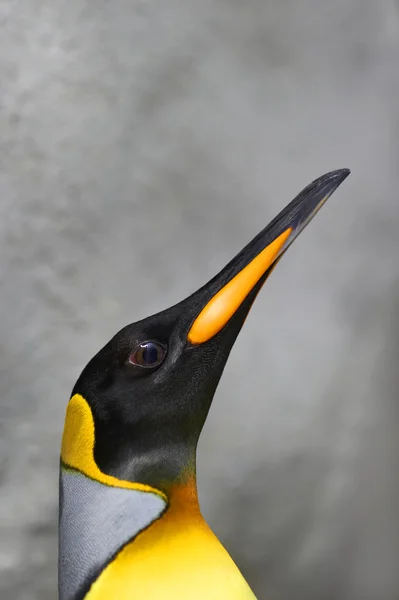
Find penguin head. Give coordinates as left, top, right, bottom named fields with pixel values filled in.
left=66, top=169, right=350, bottom=495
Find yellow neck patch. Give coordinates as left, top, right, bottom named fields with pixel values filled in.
left=61, top=394, right=166, bottom=500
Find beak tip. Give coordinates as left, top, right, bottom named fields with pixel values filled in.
left=309, top=167, right=351, bottom=202
left=328, top=167, right=351, bottom=186
left=326, top=167, right=351, bottom=197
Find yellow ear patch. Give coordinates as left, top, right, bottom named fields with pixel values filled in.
left=188, top=228, right=292, bottom=345
left=61, top=394, right=166, bottom=500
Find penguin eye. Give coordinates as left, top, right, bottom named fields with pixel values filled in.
left=128, top=341, right=167, bottom=369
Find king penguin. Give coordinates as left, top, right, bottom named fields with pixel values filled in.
left=59, top=169, right=350, bottom=600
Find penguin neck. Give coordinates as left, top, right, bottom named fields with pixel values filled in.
left=155, top=447, right=200, bottom=506
left=164, top=471, right=202, bottom=520
left=144, top=452, right=208, bottom=534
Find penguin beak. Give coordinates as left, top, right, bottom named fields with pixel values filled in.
left=188, top=169, right=350, bottom=345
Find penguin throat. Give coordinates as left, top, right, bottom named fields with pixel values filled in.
left=167, top=473, right=201, bottom=515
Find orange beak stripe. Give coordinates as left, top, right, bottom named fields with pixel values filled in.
left=188, top=228, right=292, bottom=345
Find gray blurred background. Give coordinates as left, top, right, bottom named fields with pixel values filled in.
left=1, top=1, right=399, bottom=599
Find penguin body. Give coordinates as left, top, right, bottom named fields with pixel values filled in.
left=59, top=169, right=350, bottom=599
left=60, top=394, right=255, bottom=599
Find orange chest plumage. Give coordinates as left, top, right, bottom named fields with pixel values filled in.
left=86, top=500, right=257, bottom=600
